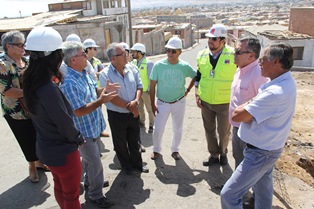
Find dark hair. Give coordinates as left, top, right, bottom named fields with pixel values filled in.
left=266, top=42, right=294, bottom=70
left=239, top=37, right=261, bottom=59
left=23, top=49, right=63, bottom=114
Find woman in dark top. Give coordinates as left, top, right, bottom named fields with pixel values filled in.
left=0, top=30, right=48, bottom=183
left=23, top=27, right=84, bottom=209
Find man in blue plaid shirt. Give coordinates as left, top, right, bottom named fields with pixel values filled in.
left=61, top=41, right=118, bottom=208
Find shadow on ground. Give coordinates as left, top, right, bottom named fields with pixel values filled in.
left=0, top=171, right=50, bottom=209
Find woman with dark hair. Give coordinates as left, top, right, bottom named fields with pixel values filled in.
left=23, top=27, right=84, bottom=209
left=0, top=30, right=47, bottom=183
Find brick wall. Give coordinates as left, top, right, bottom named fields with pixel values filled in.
left=289, top=7, right=314, bottom=36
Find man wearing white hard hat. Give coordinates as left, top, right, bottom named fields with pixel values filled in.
left=150, top=37, right=196, bottom=160
left=83, top=39, right=104, bottom=75
left=131, top=43, right=155, bottom=133
left=195, top=24, right=237, bottom=166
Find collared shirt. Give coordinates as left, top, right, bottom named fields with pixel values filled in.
left=60, top=67, right=105, bottom=138
left=0, top=54, right=29, bottom=119
left=238, top=71, right=296, bottom=151
left=229, top=60, right=269, bottom=127
left=99, top=63, right=143, bottom=113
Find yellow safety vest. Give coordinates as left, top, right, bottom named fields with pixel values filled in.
left=197, top=45, right=237, bottom=104
left=133, top=58, right=149, bottom=92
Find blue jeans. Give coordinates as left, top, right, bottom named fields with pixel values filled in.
left=221, top=146, right=283, bottom=209
left=80, top=137, right=104, bottom=200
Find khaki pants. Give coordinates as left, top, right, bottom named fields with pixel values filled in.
left=139, top=92, right=154, bottom=127
left=201, top=101, right=230, bottom=157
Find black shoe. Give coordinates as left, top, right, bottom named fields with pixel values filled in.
left=148, top=126, right=154, bottom=133
left=141, top=165, right=149, bottom=173
left=91, top=197, right=115, bottom=208
left=84, top=180, right=110, bottom=189
left=203, top=156, right=219, bottom=166
left=220, top=155, right=228, bottom=165
left=171, top=152, right=181, bottom=160
left=243, top=196, right=255, bottom=209
left=151, top=152, right=159, bottom=160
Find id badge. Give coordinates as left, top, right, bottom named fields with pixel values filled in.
left=210, top=69, right=214, bottom=78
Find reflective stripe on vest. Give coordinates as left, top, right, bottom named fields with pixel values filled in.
left=197, top=45, right=237, bottom=104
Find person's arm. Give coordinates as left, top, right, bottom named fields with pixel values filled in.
left=74, top=90, right=117, bottom=117
left=150, top=80, right=158, bottom=116
left=185, top=77, right=195, bottom=97
left=232, top=101, right=254, bottom=123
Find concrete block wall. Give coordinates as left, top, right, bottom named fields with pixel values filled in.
left=289, top=7, right=314, bottom=36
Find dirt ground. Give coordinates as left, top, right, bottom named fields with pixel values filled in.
left=276, top=72, right=314, bottom=188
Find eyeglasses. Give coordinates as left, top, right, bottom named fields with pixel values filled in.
left=74, top=52, right=87, bottom=58
left=9, top=43, right=26, bottom=48
left=235, top=48, right=252, bottom=55
left=166, top=48, right=177, bottom=54
left=208, top=37, right=219, bottom=41
left=113, top=53, right=127, bottom=57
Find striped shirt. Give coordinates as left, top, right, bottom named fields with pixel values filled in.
left=60, top=67, right=105, bottom=138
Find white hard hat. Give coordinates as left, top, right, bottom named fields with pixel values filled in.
left=131, top=43, right=146, bottom=54
left=120, top=42, right=130, bottom=51
left=205, top=24, right=227, bottom=38
left=65, top=34, right=81, bottom=42
left=25, top=27, right=63, bottom=52
left=83, top=39, right=99, bottom=48
left=165, top=37, right=182, bottom=49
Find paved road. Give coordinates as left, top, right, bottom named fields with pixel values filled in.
left=0, top=39, right=313, bottom=209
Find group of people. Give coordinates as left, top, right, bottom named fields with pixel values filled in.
left=0, top=22, right=296, bottom=209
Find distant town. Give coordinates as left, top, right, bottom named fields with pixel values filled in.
left=0, top=0, right=313, bottom=69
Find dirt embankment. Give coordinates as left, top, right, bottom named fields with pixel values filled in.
left=276, top=72, right=314, bottom=187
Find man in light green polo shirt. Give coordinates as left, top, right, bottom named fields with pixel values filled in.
left=150, top=37, right=196, bottom=161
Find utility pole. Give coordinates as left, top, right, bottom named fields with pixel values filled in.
left=127, top=0, right=133, bottom=47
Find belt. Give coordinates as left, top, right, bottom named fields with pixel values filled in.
left=247, top=143, right=259, bottom=149
left=158, top=96, right=184, bottom=104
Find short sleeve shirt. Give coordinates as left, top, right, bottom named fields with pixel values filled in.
left=150, top=58, right=196, bottom=102
left=0, top=54, right=29, bottom=119
left=60, top=67, right=105, bottom=139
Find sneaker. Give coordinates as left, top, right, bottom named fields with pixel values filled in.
left=203, top=156, right=219, bottom=166
left=151, top=152, right=159, bottom=160
left=220, top=155, right=228, bottom=165
left=90, top=196, right=115, bottom=208
left=171, top=152, right=181, bottom=160
left=138, top=165, right=149, bottom=173
left=148, top=126, right=154, bottom=133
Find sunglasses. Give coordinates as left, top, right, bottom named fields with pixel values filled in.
left=235, top=48, right=252, bottom=55
left=208, top=37, right=219, bottom=41
left=166, top=48, right=177, bottom=54
left=9, top=43, right=26, bottom=48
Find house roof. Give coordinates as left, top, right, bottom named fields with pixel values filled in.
left=259, top=30, right=313, bottom=40
left=0, top=10, right=82, bottom=32
left=244, top=24, right=288, bottom=36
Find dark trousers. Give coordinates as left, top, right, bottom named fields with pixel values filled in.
left=4, top=115, right=38, bottom=162
left=49, top=150, right=82, bottom=209
left=107, top=110, right=143, bottom=170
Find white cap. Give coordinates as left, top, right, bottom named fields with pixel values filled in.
left=205, top=24, right=227, bottom=38
left=25, top=27, right=63, bottom=52
left=120, top=42, right=130, bottom=51
left=65, top=34, right=81, bottom=42
left=131, top=43, right=146, bottom=53
left=165, top=37, right=182, bottom=49
left=83, top=39, right=99, bottom=48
